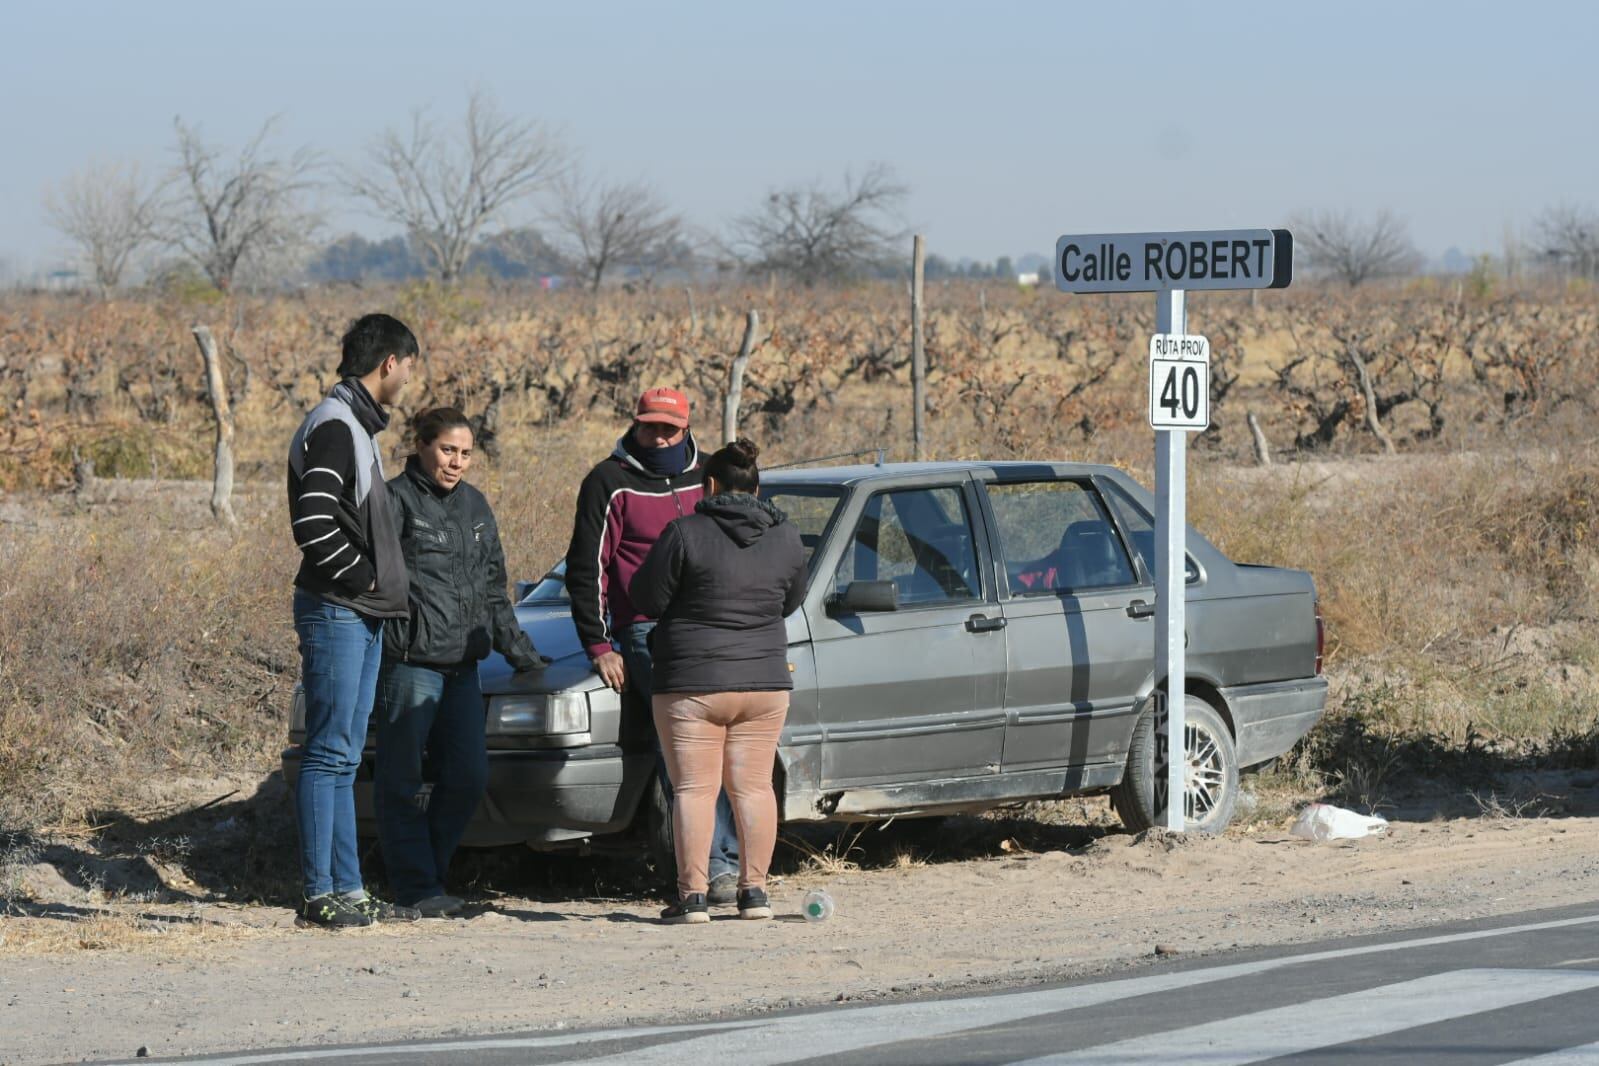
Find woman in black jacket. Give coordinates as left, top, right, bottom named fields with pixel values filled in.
left=629, top=438, right=805, bottom=924
left=374, top=408, right=548, bottom=917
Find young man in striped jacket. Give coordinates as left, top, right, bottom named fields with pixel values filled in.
left=286, top=313, right=419, bottom=929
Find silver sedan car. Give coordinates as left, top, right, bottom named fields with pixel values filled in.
left=283, top=461, right=1326, bottom=857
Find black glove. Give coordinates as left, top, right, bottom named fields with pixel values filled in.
left=511, top=652, right=552, bottom=673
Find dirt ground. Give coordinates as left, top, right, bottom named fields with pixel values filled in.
left=4, top=774, right=1599, bottom=1065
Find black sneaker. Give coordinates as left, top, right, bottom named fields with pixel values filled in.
left=736, top=887, right=772, bottom=920
left=707, top=872, right=738, bottom=906
left=659, top=893, right=710, bottom=925
left=296, top=894, right=372, bottom=930
left=347, top=892, right=421, bottom=924
left=411, top=894, right=464, bottom=919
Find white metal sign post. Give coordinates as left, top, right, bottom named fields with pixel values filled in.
left=1054, top=229, right=1291, bottom=831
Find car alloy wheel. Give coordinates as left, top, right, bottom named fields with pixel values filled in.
left=1155, top=716, right=1231, bottom=825
left=1110, top=694, right=1239, bottom=834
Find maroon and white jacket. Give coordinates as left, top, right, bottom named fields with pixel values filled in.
left=565, top=433, right=704, bottom=660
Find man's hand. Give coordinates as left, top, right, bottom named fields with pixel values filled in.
left=511, top=653, right=552, bottom=678
left=592, top=650, right=626, bottom=692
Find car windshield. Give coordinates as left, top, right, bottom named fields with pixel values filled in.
left=516, top=484, right=844, bottom=603
left=520, top=567, right=570, bottom=603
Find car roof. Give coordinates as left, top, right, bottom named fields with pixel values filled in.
left=761, top=460, right=1128, bottom=487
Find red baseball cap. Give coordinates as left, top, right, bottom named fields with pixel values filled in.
left=635, top=387, right=691, bottom=428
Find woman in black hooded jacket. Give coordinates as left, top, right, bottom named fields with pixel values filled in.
left=374, top=407, right=548, bottom=917
left=629, top=438, right=805, bottom=924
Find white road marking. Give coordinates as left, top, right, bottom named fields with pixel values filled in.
left=93, top=910, right=1599, bottom=1066
left=1016, top=969, right=1599, bottom=1066
left=577, top=913, right=1599, bottom=1066
left=90, top=1023, right=766, bottom=1066
left=1499, top=1041, right=1599, bottom=1064
left=570, top=966, right=1269, bottom=1066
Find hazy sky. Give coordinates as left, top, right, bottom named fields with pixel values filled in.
left=3, top=0, right=1594, bottom=272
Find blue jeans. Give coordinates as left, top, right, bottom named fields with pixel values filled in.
left=372, top=660, right=487, bottom=905
left=618, top=622, right=739, bottom=882
left=293, top=590, right=383, bottom=899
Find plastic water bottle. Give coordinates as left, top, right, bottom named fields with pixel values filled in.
left=801, top=889, right=835, bottom=922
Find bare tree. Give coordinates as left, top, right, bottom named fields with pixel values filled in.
left=1533, top=204, right=1599, bottom=279
left=730, top=164, right=908, bottom=285
left=1290, top=209, right=1421, bottom=287
left=164, top=118, right=321, bottom=292
left=347, top=91, right=565, bottom=283
left=549, top=173, right=683, bottom=291
left=44, top=162, right=160, bottom=294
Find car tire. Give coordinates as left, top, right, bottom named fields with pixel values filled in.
left=644, top=770, right=676, bottom=883
left=1111, top=694, right=1239, bottom=834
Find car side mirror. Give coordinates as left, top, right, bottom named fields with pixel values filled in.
left=829, top=580, right=898, bottom=614
left=514, top=579, right=536, bottom=602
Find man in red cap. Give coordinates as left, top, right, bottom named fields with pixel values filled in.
left=565, top=387, right=740, bottom=899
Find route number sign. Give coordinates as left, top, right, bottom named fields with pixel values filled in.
left=1148, top=333, right=1209, bottom=431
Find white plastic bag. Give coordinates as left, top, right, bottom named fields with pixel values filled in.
left=1290, top=803, right=1389, bottom=841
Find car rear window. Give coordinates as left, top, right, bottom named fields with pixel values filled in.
left=987, top=480, right=1136, bottom=594
left=1099, top=478, right=1198, bottom=583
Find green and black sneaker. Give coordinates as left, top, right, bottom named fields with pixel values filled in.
left=346, top=891, right=421, bottom=924
left=296, top=894, right=373, bottom=930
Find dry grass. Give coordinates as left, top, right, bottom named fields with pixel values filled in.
left=0, top=910, right=267, bottom=957
left=779, top=823, right=871, bottom=875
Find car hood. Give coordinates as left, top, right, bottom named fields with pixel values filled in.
left=478, top=602, right=602, bottom=696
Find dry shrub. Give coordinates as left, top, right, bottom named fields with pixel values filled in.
left=1193, top=448, right=1598, bottom=664
left=0, top=494, right=289, bottom=827
left=4, top=281, right=1593, bottom=492
left=1482, top=470, right=1599, bottom=607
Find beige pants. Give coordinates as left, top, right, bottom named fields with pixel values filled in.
left=652, top=691, right=789, bottom=898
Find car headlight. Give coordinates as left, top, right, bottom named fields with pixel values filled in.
left=486, top=692, right=590, bottom=736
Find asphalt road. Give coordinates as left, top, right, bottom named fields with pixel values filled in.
left=84, top=901, right=1599, bottom=1066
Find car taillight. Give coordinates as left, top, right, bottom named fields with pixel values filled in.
left=1314, top=599, right=1325, bottom=675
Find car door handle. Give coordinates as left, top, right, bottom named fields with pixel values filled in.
left=966, top=614, right=1007, bottom=633
left=1126, top=599, right=1155, bottom=619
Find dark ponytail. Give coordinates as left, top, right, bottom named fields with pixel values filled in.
left=704, top=437, right=761, bottom=494
left=410, top=406, right=472, bottom=450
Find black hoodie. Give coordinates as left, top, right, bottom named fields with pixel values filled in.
left=628, top=493, right=806, bottom=694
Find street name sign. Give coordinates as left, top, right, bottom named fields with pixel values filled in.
left=1051, top=224, right=1293, bottom=832
left=1148, top=333, right=1210, bottom=432
left=1054, top=228, right=1293, bottom=293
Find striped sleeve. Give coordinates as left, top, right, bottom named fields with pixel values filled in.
left=565, top=470, right=619, bottom=660
left=291, top=421, right=374, bottom=594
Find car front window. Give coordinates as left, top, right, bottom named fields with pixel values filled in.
left=760, top=485, right=845, bottom=574
left=833, top=486, right=981, bottom=605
